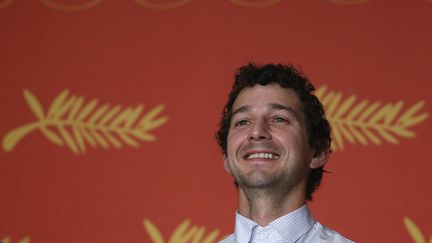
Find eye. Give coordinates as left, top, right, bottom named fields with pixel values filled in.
left=234, top=119, right=250, bottom=127
left=273, top=117, right=290, bottom=124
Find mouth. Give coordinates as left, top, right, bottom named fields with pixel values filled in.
left=244, top=152, right=280, bottom=160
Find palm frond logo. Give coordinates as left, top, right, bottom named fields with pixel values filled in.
left=2, top=89, right=168, bottom=154
left=404, top=217, right=432, bottom=243
left=315, top=86, right=429, bottom=150
left=1, top=236, right=31, bottom=243
left=143, top=219, right=227, bottom=243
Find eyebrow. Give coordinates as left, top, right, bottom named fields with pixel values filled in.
left=270, top=103, right=300, bottom=118
left=231, top=103, right=301, bottom=120
left=231, top=105, right=250, bottom=117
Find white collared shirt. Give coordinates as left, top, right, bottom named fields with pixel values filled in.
left=220, top=205, right=354, bottom=243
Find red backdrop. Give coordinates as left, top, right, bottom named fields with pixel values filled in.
left=0, top=1, right=431, bottom=243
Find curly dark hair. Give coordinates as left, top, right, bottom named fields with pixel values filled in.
left=216, top=63, right=332, bottom=201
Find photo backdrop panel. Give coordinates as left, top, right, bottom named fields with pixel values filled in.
left=0, top=1, right=431, bottom=243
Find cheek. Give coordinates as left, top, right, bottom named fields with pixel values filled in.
left=280, top=133, right=311, bottom=154
left=227, top=131, right=242, bottom=151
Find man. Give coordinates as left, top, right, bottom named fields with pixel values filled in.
left=216, top=63, right=353, bottom=243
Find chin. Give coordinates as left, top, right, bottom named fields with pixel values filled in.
left=238, top=173, right=280, bottom=188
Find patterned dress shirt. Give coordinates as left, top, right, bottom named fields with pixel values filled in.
left=219, top=205, right=354, bottom=243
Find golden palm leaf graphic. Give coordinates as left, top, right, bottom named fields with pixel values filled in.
left=1, top=236, right=31, bottom=243
left=2, top=89, right=168, bottom=154
left=315, top=85, right=429, bottom=151
left=143, top=219, right=227, bottom=243
left=404, top=217, right=432, bottom=243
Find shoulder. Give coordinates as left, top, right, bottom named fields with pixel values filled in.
left=218, top=233, right=234, bottom=243
left=301, top=221, right=355, bottom=243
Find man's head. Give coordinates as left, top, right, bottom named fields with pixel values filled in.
left=216, top=63, right=331, bottom=200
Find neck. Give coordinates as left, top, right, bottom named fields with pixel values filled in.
left=237, top=184, right=306, bottom=226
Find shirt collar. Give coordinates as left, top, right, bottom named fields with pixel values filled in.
left=269, top=204, right=316, bottom=241
left=234, top=210, right=257, bottom=243
left=233, top=204, right=316, bottom=243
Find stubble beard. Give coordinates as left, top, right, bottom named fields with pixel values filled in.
left=235, top=169, right=283, bottom=189
left=230, top=163, right=306, bottom=197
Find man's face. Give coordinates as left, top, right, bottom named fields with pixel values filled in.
left=224, top=84, right=325, bottom=191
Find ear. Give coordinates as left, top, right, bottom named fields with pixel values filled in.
left=223, top=156, right=232, bottom=174
left=310, top=150, right=329, bottom=169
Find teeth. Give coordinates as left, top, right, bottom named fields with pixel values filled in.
left=247, top=153, right=279, bottom=159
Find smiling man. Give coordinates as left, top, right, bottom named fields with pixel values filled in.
left=217, top=63, right=353, bottom=243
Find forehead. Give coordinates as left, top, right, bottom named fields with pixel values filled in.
left=232, top=84, right=302, bottom=111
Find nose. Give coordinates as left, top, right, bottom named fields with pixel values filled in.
left=248, top=120, right=271, bottom=141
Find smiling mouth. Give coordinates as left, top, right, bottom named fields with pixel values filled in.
left=245, top=152, right=279, bottom=160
